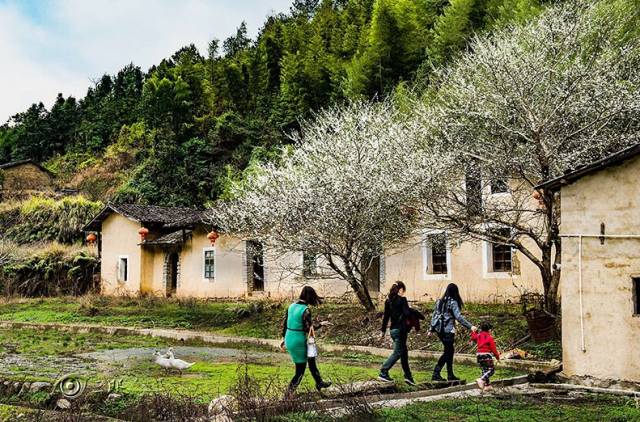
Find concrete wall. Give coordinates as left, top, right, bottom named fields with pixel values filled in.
left=560, top=155, right=640, bottom=384
left=1, top=163, right=54, bottom=193
left=384, top=236, right=542, bottom=303
left=100, top=213, right=143, bottom=295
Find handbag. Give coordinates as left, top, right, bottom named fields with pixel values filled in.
left=307, top=325, right=318, bottom=358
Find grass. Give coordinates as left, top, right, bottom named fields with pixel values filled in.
left=0, top=326, right=522, bottom=402
left=292, top=395, right=640, bottom=422
left=0, top=296, right=562, bottom=360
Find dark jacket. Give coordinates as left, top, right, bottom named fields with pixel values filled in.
left=406, top=308, right=426, bottom=333
left=381, top=296, right=411, bottom=333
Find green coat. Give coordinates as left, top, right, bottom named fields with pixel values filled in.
left=284, top=302, right=309, bottom=364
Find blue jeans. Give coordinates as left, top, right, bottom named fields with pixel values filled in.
left=380, top=328, right=412, bottom=379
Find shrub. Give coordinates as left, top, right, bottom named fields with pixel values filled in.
left=0, top=195, right=102, bottom=244
left=0, top=241, right=99, bottom=297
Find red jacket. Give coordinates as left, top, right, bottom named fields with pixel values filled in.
left=471, top=331, right=500, bottom=359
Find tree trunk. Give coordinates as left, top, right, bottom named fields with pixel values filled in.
left=539, top=242, right=560, bottom=314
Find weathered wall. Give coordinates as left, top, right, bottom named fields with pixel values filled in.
left=560, top=154, right=640, bottom=383
left=100, top=214, right=142, bottom=295
left=384, top=236, right=542, bottom=303
left=1, top=164, right=54, bottom=194
left=174, top=228, right=248, bottom=298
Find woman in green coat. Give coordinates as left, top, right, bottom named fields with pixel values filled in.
left=280, top=286, right=332, bottom=392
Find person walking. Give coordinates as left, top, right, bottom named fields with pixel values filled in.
left=429, top=283, right=477, bottom=381
left=378, top=281, right=415, bottom=385
left=471, top=321, right=500, bottom=391
left=281, top=286, right=332, bottom=393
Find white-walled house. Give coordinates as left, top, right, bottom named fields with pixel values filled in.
left=540, top=143, right=640, bottom=386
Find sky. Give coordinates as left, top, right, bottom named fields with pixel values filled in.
left=0, top=0, right=293, bottom=123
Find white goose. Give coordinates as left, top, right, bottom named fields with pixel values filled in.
left=153, top=350, right=173, bottom=374
left=166, top=347, right=196, bottom=374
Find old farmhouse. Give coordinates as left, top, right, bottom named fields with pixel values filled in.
left=0, top=159, right=55, bottom=199
left=540, top=143, right=640, bottom=385
left=84, top=200, right=543, bottom=303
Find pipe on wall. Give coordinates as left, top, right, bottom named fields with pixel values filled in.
left=560, top=233, right=640, bottom=354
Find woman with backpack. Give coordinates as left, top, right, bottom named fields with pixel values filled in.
left=429, top=283, right=477, bottom=381
left=378, top=281, right=416, bottom=385
left=280, top=286, right=332, bottom=393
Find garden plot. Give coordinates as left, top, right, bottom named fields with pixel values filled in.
left=0, top=327, right=523, bottom=402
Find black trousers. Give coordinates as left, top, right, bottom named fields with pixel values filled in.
left=436, top=333, right=455, bottom=375
left=288, top=357, right=323, bottom=391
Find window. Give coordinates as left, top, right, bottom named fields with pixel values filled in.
left=633, top=278, right=640, bottom=315
left=465, top=167, right=483, bottom=215
left=490, top=178, right=509, bottom=194
left=118, top=256, right=128, bottom=282
left=303, top=252, right=318, bottom=277
left=425, top=234, right=448, bottom=275
left=203, top=248, right=215, bottom=280
left=490, top=228, right=512, bottom=272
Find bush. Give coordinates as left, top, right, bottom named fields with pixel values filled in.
left=0, top=241, right=99, bottom=297
left=0, top=195, right=102, bottom=244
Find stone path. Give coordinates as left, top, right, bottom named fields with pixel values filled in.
left=0, top=320, right=556, bottom=372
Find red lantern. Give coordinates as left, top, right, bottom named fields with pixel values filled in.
left=207, top=230, right=219, bottom=245
left=532, top=190, right=542, bottom=200
left=86, top=233, right=97, bottom=245
left=138, top=227, right=149, bottom=240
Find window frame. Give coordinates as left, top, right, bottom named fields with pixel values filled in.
left=203, top=247, right=216, bottom=281
left=422, top=230, right=452, bottom=281
left=482, top=227, right=514, bottom=278
left=633, top=277, right=640, bottom=316
left=118, top=255, right=129, bottom=283
left=489, top=178, right=510, bottom=195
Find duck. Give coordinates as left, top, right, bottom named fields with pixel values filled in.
left=152, top=350, right=173, bottom=374
left=166, top=347, right=196, bottom=375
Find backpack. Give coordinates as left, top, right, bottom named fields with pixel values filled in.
left=429, top=298, right=450, bottom=334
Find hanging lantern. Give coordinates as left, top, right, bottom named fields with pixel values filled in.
left=86, top=233, right=97, bottom=245
left=207, top=230, right=220, bottom=245
left=138, top=227, right=149, bottom=241
left=532, top=190, right=542, bottom=200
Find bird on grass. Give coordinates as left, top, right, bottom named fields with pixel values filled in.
left=152, top=350, right=173, bottom=374
left=166, top=347, right=196, bottom=375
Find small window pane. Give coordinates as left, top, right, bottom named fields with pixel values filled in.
left=204, top=250, right=215, bottom=279
left=491, top=178, right=509, bottom=194
left=491, top=229, right=512, bottom=272
left=465, top=167, right=483, bottom=215
left=427, top=234, right=447, bottom=274
left=119, top=258, right=128, bottom=282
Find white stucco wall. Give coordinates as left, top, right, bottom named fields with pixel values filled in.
left=559, top=155, right=640, bottom=383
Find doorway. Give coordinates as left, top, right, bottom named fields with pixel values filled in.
left=363, top=256, right=381, bottom=294
left=247, top=241, right=265, bottom=292
left=166, top=252, right=179, bottom=297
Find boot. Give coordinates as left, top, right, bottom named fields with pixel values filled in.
left=431, top=365, right=446, bottom=382
left=447, top=373, right=460, bottom=381
left=316, top=380, right=332, bottom=391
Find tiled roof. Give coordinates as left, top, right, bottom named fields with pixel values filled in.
left=143, top=229, right=192, bottom=246
left=537, top=143, right=640, bottom=191
left=83, top=203, right=205, bottom=232
left=0, top=159, right=54, bottom=176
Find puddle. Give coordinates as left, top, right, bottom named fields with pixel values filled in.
left=77, top=346, right=275, bottom=363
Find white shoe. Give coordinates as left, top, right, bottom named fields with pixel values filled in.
left=476, top=378, right=485, bottom=390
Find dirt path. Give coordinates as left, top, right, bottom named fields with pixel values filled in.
left=0, top=320, right=556, bottom=372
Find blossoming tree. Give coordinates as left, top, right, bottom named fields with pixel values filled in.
left=414, top=0, right=640, bottom=312
left=210, top=101, right=449, bottom=310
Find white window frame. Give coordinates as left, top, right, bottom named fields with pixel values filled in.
left=202, top=247, right=216, bottom=281
left=422, top=230, right=452, bottom=281
left=117, top=255, right=129, bottom=283
left=482, top=225, right=514, bottom=279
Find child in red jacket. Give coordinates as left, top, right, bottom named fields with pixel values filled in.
left=471, top=321, right=500, bottom=390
